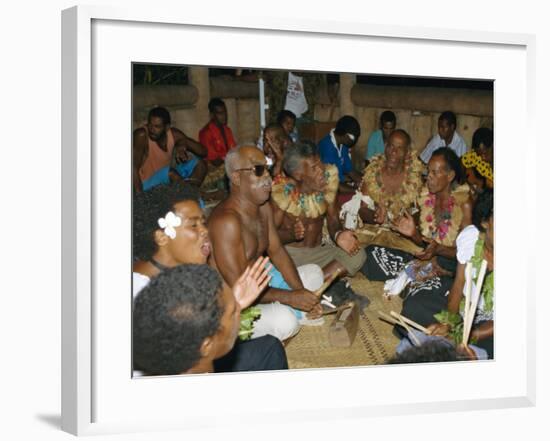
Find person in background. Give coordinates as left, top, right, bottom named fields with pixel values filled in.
left=133, top=106, right=207, bottom=192
left=318, top=115, right=363, bottom=195
left=263, top=123, right=291, bottom=176
left=199, top=98, right=237, bottom=196
left=277, top=109, right=298, bottom=143
left=420, top=111, right=468, bottom=163
left=365, top=110, right=396, bottom=166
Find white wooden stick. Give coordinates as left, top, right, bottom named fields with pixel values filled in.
left=379, top=311, right=421, bottom=346
left=463, top=260, right=488, bottom=345
left=462, top=262, right=473, bottom=345
left=390, top=311, right=429, bottom=334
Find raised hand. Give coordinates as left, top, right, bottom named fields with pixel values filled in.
left=336, top=230, right=361, bottom=256
left=391, top=210, right=416, bottom=237
left=232, top=256, right=272, bottom=309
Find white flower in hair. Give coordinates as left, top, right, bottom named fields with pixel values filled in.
left=158, top=211, right=181, bottom=239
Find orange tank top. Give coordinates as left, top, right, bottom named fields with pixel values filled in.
left=139, top=128, right=176, bottom=182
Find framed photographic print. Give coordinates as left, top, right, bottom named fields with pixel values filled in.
left=62, top=5, right=536, bottom=436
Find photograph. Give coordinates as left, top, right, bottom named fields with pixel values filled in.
left=131, top=64, right=495, bottom=376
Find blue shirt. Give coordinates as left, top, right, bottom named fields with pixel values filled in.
left=318, top=132, right=352, bottom=182
left=366, top=129, right=385, bottom=159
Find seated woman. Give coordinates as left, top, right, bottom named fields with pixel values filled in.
left=132, top=182, right=287, bottom=373
left=351, top=129, right=424, bottom=252
left=363, top=148, right=472, bottom=319
left=427, top=189, right=494, bottom=358
left=461, top=127, right=494, bottom=200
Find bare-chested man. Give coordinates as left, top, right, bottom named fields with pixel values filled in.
left=133, top=106, right=207, bottom=192
left=271, top=142, right=366, bottom=279
left=208, top=146, right=322, bottom=341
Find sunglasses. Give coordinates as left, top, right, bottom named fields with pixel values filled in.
left=235, top=164, right=268, bottom=177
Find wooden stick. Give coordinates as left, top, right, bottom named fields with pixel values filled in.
left=314, top=267, right=343, bottom=298
left=390, top=311, right=429, bottom=334
left=463, top=260, right=488, bottom=345
left=321, top=302, right=354, bottom=316
left=462, top=262, right=473, bottom=345
left=378, top=312, right=420, bottom=346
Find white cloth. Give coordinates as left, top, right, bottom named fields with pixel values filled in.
left=339, top=190, right=375, bottom=230
left=456, top=225, right=480, bottom=264
left=420, top=131, right=468, bottom=163
left=133, top=272, right=151, bottom=299
left=252, top=264, right=324, bottom=340
left=284, top=72, right=308, bottom=118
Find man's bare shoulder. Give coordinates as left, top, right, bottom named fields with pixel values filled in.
left=170, top=127, right=185, bottom=140
left=208, top=201, right=243, bottom=231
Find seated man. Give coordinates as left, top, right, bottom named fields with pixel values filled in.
left=271, top=142, right=366, bottom=279
left=133, top=106, right=207, bottom=192
left=199, top=97, right=237, bottom=193
left=208, top=146, right=323, bottom=341
left=365, top=110, right=396, bottom=165
left=359, top=129, right=424, bottom=226
left=420, top=111, right=468, bottom=163
left=318, top=115, right=363, bottom=195
left=263, top=122, right=291, bottom=176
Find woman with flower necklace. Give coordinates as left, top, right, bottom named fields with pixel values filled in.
left=363, top=147, right=472, bottom=326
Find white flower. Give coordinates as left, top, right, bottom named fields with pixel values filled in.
left=158, top=211, right=181, bottom=239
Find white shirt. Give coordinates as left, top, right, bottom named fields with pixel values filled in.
left=420, top=131, right=468, bottom=163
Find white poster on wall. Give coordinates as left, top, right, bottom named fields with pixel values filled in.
left=284, top=71, right=308, bottom=117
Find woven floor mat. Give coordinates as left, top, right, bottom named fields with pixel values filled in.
left=285, top=272, right=404, bottom=369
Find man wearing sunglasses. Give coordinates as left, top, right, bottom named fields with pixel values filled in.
left=208, top=146, right=323, bottom=341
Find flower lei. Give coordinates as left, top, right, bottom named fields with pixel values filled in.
left=361, top=153, right=424, bottom=221
left=461, top=151, right=493, bottom=182
left=418, top=184, right=470, bottom=247
left=271, top=164, right=339, bottom=218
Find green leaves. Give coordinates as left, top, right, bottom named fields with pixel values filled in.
left=238, top=306, right=262, bottom=341
left=434, top=310, right=463, bottom=345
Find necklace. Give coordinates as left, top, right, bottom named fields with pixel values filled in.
left=149, top=257, right=171, bottom=272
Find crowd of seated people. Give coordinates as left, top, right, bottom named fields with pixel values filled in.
left=132, top=102, right=495, bottom=376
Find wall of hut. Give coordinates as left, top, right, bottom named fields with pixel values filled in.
left=133, top=70, right=493, bottom=173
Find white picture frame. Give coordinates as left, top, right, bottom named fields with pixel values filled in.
left=62, top=5, right=536, bottom=436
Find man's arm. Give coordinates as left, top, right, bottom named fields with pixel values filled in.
left=264, top=203, right=303, bottom=290
left=132, top=128, right=148, bottom=192
left=270, top=202, right=304, bottom=245
left=326, top=194, right=360, bottom=256
left=172, top=128, right=207, bottom=158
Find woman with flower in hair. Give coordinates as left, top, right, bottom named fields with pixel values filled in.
left=132, top=182, right=288, bottom=373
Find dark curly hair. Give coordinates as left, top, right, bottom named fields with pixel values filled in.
left=388, top=339, right=458, bottom=364
left=439, top=110, right=457, bottom=127
left=133, top=182, right=200, bottom=261
left=431, top=146, right=463, bottom=184
left=472, top=188, right=493, bottom=232
left=133, top=264, right=224, bottom=375
left=334, top=115, right=361, bottom=140
left=276, top=109, right=296, bottom=125
left=208, top=97, right=226, bottom=113
left=147, top=106, right=171, bottom=125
